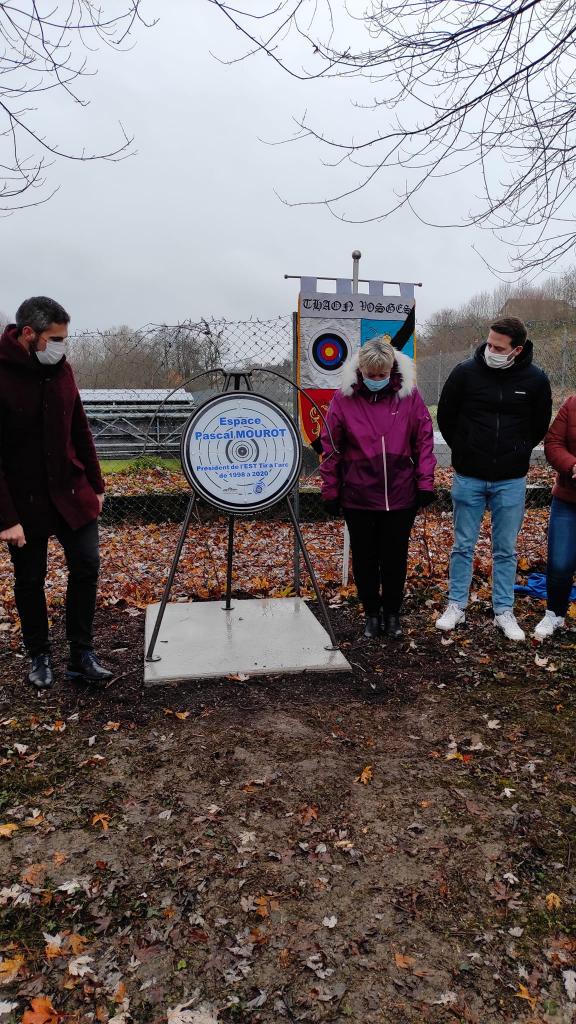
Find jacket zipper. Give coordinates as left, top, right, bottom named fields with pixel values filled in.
left=381, top=435, right=390, bottom=511
left=495, top=386, right=502, bottom=459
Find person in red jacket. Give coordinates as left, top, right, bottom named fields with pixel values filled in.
left=535, top=396, right=576, bottom=639
left=320, top=337, right=436, bottom=639
left=0, top=296, right=112, bottom=689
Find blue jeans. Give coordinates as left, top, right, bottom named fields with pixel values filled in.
left=546, top=497, right=576, bottom=616
left=449, top=474, right=526, bottom=614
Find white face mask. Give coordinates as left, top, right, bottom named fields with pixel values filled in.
left=484, top=348, right=514, bottom=370
left=35, top=340, right=67, bottom=365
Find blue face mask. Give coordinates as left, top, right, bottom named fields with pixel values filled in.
left=363, top=375, right=390, bottom=392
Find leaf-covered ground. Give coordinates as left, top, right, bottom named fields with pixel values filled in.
left=100, top=462, right=556, bottom=498
left=0, top=511, right=575, bottom=1024
left=0, top=506, right=557, bottom=616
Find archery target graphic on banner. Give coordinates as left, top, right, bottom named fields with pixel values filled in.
left=299, top=318, right=360, bottom=390
left=181, top=393, right=302, bottom=514
left=312, top=332, right=348, bottom=372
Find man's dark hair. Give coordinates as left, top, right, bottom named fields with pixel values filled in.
left=489, top=316, right=527, bottom=347
left=15, top=296, right=70, bottom=335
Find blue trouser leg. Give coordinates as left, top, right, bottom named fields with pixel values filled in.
left=488, top=477, right=526, bottom=614
left=546, top=497, right=576, bottom=616
left=448, top=474, right=487, bottom=608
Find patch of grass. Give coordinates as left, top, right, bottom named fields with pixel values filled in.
left=0, top=900, right=79, bottom=947
left=0, top=769, right=53, bottom=806
left=100, top=457, right=180, bottom=474
left=521, top=906, right=576, bottom=939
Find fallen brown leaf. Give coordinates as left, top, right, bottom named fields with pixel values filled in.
left=68, top=934, right=88, bottom=955
left=23, top=812, right=44, bottom=828
left=91, top=813, right=111, bottom=831
left=394, top=952, right=416, bottom=969
left=0, top=954, right=25, bottom=984
left=515, top=983, right=538, bottom=1010
left=21, top=863, right=46, bottom=886
left=22, top=995, right=61, bottom=1024
left=299, top=804, right=319, bottom=825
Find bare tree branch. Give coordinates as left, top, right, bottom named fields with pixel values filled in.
left=0, top=1, right=155, bottom=211
left=207, top=0, right=576, bottom=273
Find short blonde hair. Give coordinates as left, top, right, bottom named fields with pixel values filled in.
left=358, top=338, right=395, bottom=375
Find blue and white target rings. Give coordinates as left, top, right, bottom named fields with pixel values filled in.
left=180, top=393, right=302, bottom=514
left=311, top=332, right=348, bottom=372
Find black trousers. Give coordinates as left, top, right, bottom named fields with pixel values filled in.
left=344, top=507, right=416, bottom=616
left=8, top=518, right=100, bottom=658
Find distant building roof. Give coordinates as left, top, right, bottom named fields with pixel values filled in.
left=80, top=389, right=193, bottom=404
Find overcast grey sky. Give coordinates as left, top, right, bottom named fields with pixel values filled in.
left=0, top=1, right=555, bottom=331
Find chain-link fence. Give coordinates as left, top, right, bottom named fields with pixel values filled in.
left=73, top=316, right=309, bottom=528
left=69, top=315, right=576, bottom=533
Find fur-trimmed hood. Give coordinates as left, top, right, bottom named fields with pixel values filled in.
left=340, top=348, right=416, bottom=399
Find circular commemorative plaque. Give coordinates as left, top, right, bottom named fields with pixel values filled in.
left=180, top=393, right=302, bottom=514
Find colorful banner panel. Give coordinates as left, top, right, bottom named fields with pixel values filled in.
left=297, top=282, right=416, bottom=445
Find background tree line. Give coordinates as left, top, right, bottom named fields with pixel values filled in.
left=68, top=321, right=228, bottom=390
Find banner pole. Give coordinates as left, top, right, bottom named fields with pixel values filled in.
left=341, top=250, right=361, bottom=586
left=291, top=311, right=301, bottom=594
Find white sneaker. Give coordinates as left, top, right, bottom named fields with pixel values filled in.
left=436, top=601, right=466, bottom=631
left=534, top=610, right=565, bottom=640
left=494, top=610, right=525, bottom=641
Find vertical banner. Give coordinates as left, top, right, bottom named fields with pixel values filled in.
left=297, top=280, right=417, bottom=445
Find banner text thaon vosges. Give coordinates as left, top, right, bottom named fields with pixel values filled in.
left=194, top=416, right=289, bottom=442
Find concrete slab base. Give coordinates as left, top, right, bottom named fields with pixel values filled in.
left=144, top=597, right=351, bottom=686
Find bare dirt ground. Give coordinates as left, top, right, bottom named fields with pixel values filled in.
left=0, top=511, right=575, bottom=1024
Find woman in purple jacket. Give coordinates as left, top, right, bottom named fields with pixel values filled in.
left=320, top=338, right=436, bottom=639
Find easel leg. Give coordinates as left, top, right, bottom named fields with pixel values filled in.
left=224, top=516, right=235, bottom=610
left=285, top=496, right=339, bottom=650
left=145, top=493, right=197, bottom=662
left=292, top=484, right=301, bottom=595
left=342, top=523, right=350, bottom=586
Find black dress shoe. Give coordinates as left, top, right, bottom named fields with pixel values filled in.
left=28, top=654, right=53, bottom=690
left=66, top=650, right=113, bottom=684
left=363, top=615, right=381, bottom=639
left=385, top=613, right=403, bottom=638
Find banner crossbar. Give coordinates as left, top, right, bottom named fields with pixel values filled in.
left=284, top=275, right=422, bottom=287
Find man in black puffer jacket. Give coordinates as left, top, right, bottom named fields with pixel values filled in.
left=436, top=316, right=552, bottom=641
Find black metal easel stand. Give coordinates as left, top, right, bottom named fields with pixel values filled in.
left=145, top=371, right=338, bottom=662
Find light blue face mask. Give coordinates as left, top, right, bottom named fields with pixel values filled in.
left=363, top=375, right=390, bottom=392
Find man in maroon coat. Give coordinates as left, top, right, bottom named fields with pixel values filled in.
left=0, top=296, right=112, bottom=689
